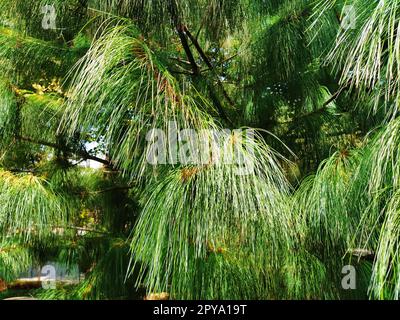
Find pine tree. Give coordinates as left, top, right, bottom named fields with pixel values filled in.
left=1, top=0, right=400, bottom=300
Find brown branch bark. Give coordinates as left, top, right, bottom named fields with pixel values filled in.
left=166, top=1, right=232, bottom=125
left=176, top=26, right=200, bottom=76
left=17, top=135, right=111, bottom=167
left=183, top=27, right=234, bottom=125
left=184, top=27, right=236, bottom=108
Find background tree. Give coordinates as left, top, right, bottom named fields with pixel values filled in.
left=0, top=0, right=399, bottom=300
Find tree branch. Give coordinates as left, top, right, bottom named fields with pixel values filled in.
left=176, top=25, right=200, bottom=76
left=184, top=27, right=236, bottom=108
left=167, top=1, right=199, bottom=75
left=184, top=27, right=234, bottom=125
left=16, top=135, right=111, bottom=167
left=166, top=1, right=232, bottom=125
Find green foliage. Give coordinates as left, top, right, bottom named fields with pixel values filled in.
left=3, top=0, right=400, bottom=301
left=0, top=240, right=32, bottom=282
left=0, top=170, right=71, bottom=241
left=129, top=137, right=294, bottom=299
left=0, top=78, right=18, bottom=149
left=59, top=22, right=220, bottom=181
left=0, top=27, right=88, bottom=86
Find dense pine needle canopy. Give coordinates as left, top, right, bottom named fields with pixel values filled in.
left=1, top=0, right=400, bottom=300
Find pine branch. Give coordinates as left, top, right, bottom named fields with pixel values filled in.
left=174, top=25, right=233, bottom=125
left=176, top=25, right=200, bottom=76
left=167, top=0, right=199, bottom=75
left=184, top=26, right=236, bottom=111
left=16, top=135, right=111, bottom=167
